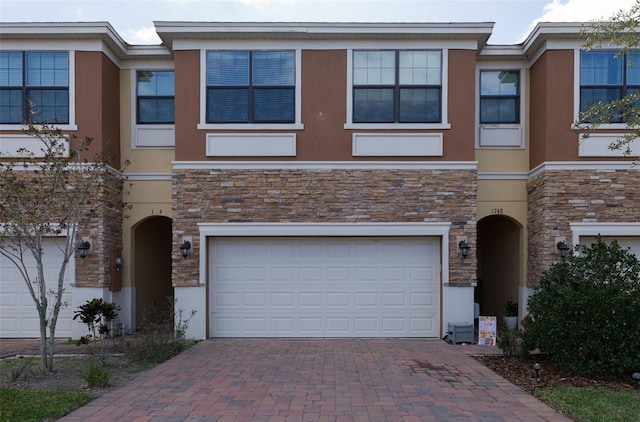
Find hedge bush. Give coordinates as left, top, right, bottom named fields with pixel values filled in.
left=522, top=236, right=640, bottom=376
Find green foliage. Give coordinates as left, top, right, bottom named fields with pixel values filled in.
left=78, top=358, right=111, bottom=388
left=522, top=237, right=640, bottom=375
left=122, top=297, right=196, bottom=364
left=73, top=298, right=120, bottom=365
left=504, top=300, right=518, bottom=317
left=535, top=386, right=640, bottom=422
left=8, top=357, right=35, bottom=382
left=497, top=322, right=526, bottom=358
left=0, top=387, right=91, bottom=422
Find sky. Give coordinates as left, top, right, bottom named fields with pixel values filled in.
left=0, top=0, right=637, bottom=45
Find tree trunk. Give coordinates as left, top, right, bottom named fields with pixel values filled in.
left=39, top=313, right=49, bottom=371
left=48, top=326, right=55, bottom=371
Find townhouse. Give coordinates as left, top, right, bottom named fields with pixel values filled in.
left=0, top=21, right=638, bottom=340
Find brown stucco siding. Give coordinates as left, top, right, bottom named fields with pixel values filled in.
left=174, top=50, right=202, bottom=162
left=174, top=48, right=477, bottom=162
left=529, top=50, right=580, bottom=168
left=299, top=50, right=349, bottom=161
left=75, top=51, right=120, bottom=165
left=445, top=49, right=476, bottom=161
left=527, top=168, right=640, bottom=285
left=100, top=54, right=121, bottom=166
left=172, top=168, right=478, bottom=286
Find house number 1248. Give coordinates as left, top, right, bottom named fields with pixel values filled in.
left=491, top=208, right=503, bottom=215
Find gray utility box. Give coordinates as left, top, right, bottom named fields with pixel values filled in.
left=447, top=322, right=474, bottom=344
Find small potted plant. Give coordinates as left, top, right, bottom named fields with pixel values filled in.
left=503, top=300, right=518, bottom=330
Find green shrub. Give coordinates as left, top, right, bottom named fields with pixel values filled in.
left=79, top=358, right=110, bottom=388
left=522, top=236, right=640, bottom=376
left=123, top=297, right=196, bottom=364
left=497, top=322, right=525, bottom=357
left=73, top=298, right=120, bottom=365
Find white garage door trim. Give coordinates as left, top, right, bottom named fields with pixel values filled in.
left=0, top=237, right=75, bottom=338
left=570, top=223, right=640, bottom=247
left=209, top=236, right=441, bottom=338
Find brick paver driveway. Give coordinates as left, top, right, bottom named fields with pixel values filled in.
left=60, top=339, right=567, bottom=421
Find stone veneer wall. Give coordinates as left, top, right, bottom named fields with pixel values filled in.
left=172, top=168, right=477, bottom=287
left=527, top=168, right=640, bottom=286
left=75, top=169, right=124, bottom=288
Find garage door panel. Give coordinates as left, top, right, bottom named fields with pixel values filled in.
left=209, top=237, right=440, bottom=338
left=1, top=238, right=72, bottom=338
left=354, top=267, right=377, bottom=282
left=354, top=292, right=377, bottom=306
left=299, top=267, right=323, bottom=281
left=300, top=318, right=322, bottom=332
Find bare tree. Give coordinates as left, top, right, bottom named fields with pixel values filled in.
left=0, top=122, right=123, bottom=371
left=576, top=0, right=640, bottom=163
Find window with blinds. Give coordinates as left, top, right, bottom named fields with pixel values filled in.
left=0, top=51, right=69, bottom=124
left=206, top=50, right=295, bottom=123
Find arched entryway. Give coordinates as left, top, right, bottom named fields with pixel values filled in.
left=133, top=216, right=173, bottom=325
left=476, top=215, right=521, bottom=320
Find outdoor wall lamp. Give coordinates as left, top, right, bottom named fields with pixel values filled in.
left=77, top=241, right=91, bottom=259
left=115, top=257, right=124, bottom=270
left=534, top=362, right=541, bottom=383
left=458, top=240, right=470, bottom=258
left=632, top=372, right=640, bottom=389
left=179, top=240, right=191, bottom=258
left=556, top=241, right=570, bottom=259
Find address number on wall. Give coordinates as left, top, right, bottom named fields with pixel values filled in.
left=491, top=208, right=503, bottom=215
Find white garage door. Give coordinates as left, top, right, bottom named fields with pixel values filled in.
left=209, top=237, right=441, bottom=338
left=580, top=236, right=640, bottom=258
left=0, top=238, right=73, bottom=338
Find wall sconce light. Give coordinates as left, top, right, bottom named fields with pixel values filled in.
left=77, top=240, right=91, bottom=259
left=115, top=257, right=124, bottom=271
left=458, top=240, right=470, bottom=258
left=179, top=240, right=191, bottom=258
left=556, top=241, right=570, bottom=259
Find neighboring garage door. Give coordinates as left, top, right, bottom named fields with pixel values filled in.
left=209, top=237, right=440, bottom=338
left=580, top=236, right=640, bottom=258
left=0, top=238, right=73, bottom=338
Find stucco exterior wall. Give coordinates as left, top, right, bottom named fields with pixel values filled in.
left=529, top=50, right=578, bottom=168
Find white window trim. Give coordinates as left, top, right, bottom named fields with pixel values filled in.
left=196, top=222, right=451, bottom=287
left=476, top=64, right=526, bottom=149
left=130, top=68, right=176, bottom=149
left=344, top=48, right=451, bottom=130
left=1, top=50, right=77, bottom=131
left=197, top=49, right=303, bottom=130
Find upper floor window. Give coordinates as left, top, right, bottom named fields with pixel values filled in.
left=480, top=70, right=519, bottom=124
left=352, top=50, right=441, bottom=123
left=0, top=51, right=69, bottom=124
left=206, top=50, right=295, bottom=123
left=580, top=50, right=640, bottom=121
left=137, top=70, right=175, bottom=124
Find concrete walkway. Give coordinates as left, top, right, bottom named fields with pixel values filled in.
left=55, top=338, right=567, bottom=422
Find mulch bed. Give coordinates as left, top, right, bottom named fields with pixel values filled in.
left=474, top=354, right=637, bottom=394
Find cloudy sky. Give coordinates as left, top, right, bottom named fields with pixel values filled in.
left=0, top=0, right=636, bottom=45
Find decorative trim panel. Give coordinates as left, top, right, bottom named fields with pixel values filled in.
left=205, top=133, right=297, bottom=157
left=352, top=133, right=443, bottom=156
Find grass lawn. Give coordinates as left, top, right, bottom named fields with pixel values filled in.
left=535, top=386, right=640, bottom=422
left=0, top=387, right=92, bottom=422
